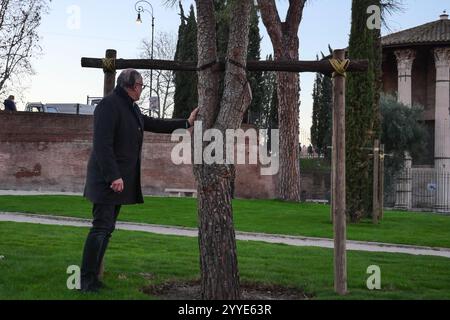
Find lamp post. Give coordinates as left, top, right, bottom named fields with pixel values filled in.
left=135, top=0, right=155, bottom=116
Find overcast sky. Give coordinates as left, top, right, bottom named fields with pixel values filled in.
left=14, top=0, right=448, bottom=143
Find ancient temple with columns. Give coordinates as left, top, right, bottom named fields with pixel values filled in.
left=381, top=12, right=450, bottom=212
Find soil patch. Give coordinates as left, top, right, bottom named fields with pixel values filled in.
left=142, top=279, right=314, bottom=300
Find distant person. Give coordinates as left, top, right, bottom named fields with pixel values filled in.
left=80, top=68, right=198, bottom=293
left=3, top=95, right=17, bottom=112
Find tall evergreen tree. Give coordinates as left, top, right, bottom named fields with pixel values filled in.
left=318, top=72, right=332, bottom=160
left=244, top=5, right=264, bottom=125
left=214, top=0, right=229, bottom=61
left=310, top=66, right=322, bottom=150
left=346, top=0, right=381, bottom=222
left=213, top=1, right=263, bottom=125
left=259, top=54, right=277, bottom=129
left=173, top=3, right=198, bottom=119
left=311, top=51, right=332, bottom=160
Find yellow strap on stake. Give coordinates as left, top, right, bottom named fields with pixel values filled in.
left=329, top=58, right=350, bottom=78
left=102, top=58, right=116, bottom=73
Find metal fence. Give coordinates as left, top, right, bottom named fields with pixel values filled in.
left=384, top=168, right=450, bottom=212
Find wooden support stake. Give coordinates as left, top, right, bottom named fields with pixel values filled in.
left=103, top=49, right=117, bottom=97
left=332, top=49, right=347, bottom=295
left=372, top=139, right=380, bottom=224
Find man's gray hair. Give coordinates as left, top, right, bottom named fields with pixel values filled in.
left=117, top=68, right=142, bottom=88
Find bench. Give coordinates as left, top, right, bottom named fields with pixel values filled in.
left=305, top=199, right=329, bottom=204
left=164, top=188, right=197, bottom=198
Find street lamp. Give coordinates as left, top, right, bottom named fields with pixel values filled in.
left=135, top=0, right=155, bottom=116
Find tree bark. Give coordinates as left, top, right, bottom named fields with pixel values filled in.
left=258, top=0, right=306, bottom=201
left=194, top=0, right=252, bottom=300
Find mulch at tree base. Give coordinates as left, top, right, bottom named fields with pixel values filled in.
left=141, top=279, right=315, bottom=300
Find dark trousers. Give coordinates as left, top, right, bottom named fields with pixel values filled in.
left=81, top=204, right=121, bottom=289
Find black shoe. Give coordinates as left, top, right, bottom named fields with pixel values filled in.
left=80, top=285, right=99, bottom=293
left=94, top=280, right=107, bottom=289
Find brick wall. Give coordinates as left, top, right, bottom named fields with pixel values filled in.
left=300, top=171, right=331, bottom=201
left=0, top=112, right=276, bottom=199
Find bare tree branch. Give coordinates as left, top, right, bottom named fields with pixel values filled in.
left=256, top=0, right=283, bottom=56
left=0, top=0, right=49, bottom=96
left=285, top=0, right=306, bottom=35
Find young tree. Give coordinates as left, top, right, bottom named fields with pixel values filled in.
left=194, top=0, right=253, bottom=300
left=0, top=0, right=49, bottom=96
left=257, top=0, right=306, bottom=201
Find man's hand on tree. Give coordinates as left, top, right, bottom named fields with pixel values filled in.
left=188, top=107, right=199, bottom=127
left=110, top=178, right=124, bottom=193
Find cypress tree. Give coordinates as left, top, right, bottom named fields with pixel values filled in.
left=213, top=1, right=263, bottom=125
left=311, top=52, right=332, bottom=160
left=310, top=64, right=322, bottom=150
left=244, top=4, right=264, bottom=125
left=259, top=54, right=277, bottom=129
left=346, top=0, right=381, bottom=222
left=318, top=73, right=332, bottom=160
left=173, top=3, right=198, bottom=119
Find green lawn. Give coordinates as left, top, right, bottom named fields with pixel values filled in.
left=1, top=221, right=450, bottom=300
left=0, top=195, right=449, bottom=248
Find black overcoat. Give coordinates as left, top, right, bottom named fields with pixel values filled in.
left=84, top=86, right=189, bottom=205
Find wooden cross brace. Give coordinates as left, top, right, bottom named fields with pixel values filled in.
left=80, top=49, right=368, bottom=96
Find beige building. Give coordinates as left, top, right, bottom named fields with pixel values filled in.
left=381, top=12, right=450, bottom=212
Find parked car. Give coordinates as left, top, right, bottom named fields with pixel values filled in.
left=25, top=102, right=96, bottom=115
left=86, top=96, right=102, bottom=106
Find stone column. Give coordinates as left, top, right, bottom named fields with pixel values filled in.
left=433, top=47, right=450, bottom=212
left=393, top=49, right=416, bottom=210
left=395, top=49, right=416, bottom=106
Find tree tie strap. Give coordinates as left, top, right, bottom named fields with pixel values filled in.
left=102, top=58, right=116, bottom=73
left=197, top=60, right=219, bottom=71
left=226, top=57, right=246, bottom=70
left=329, top=58, right=350, bottom=77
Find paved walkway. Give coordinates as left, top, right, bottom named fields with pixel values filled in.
left=1, top=212, right=450, bottom=259
left=0, top=190, right=82, bottom=196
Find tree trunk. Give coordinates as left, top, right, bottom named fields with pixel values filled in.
left=194, top=0, right=252, bottom=300
left=277, top=71, right=301, bottom=201
left=258, top=0, right=305, bottom=201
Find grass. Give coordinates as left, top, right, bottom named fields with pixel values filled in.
left=0, top=195, right=450, bottom=248
left=1, top=221, right=450, bottom=300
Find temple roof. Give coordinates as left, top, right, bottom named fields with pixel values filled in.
left=381, top=12, right=450, bottom=48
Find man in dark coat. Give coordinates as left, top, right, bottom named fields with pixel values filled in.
left=80, top=68, right=198, bottom=292
left=3, top=95, right=17, bottom=112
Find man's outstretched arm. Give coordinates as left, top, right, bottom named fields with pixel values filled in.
left=143, top=107, right=199, bottom=133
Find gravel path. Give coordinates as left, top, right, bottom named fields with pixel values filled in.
left=1, top=212, right=450, bottom=259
